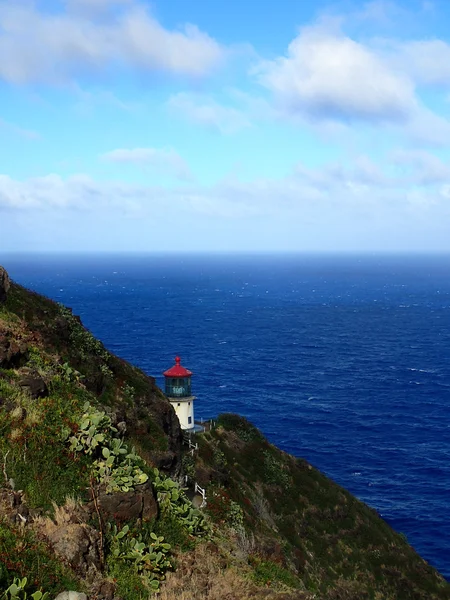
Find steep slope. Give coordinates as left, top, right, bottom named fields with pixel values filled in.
left=0, top=266, right=448, bottom=600
left=0, top=270, right=181, bottom=472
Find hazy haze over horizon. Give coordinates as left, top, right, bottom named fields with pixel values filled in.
left=1, top=0, right=450, bottom=253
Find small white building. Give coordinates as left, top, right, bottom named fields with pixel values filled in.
left=163, top=356, right=195, bottom=430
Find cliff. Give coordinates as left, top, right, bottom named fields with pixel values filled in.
left=0, top=266, right=448, bottom=600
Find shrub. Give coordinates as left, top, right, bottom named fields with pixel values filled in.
left=205, top=487, right=244, bottom=531
left=262, top=450, right=291, bottom=488
left=250, top=557, right=299, bottom=589
left=148, top=512, right=195, bottom=552
left=181, top=454, right=195, bottom=479
left=1, top=577, right=48, bottom=600
left=57, top=305, right=110, bottom=364
left=108, top=524, right=172, bottom=593
left=216, top=414, right=264, bottom=443
left=152, top=469, right=208, bottom=537
left=67, top=403, right=148, bottom=493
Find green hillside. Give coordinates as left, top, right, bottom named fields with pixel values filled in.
left=0, top=265, right=448, bottom=600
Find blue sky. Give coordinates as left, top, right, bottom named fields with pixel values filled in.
left=1, top=0, right=450, bottom=252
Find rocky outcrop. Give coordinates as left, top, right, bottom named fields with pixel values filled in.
left=0, top=331, right=29, bottom=368
left=84, top=483, right=158, bottom=523
left=44, top=522, right=102, bottom=580
left=0, top=489, right=37, bottom=524
left=0, top=266, right=10, bottom=303
left=18, top=370, right=48, bottom=399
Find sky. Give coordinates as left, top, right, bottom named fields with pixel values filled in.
left=1, top=0, right=450, bottom=253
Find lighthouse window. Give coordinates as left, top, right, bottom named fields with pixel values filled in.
left=177, top=403, right=180, bottom=406
left=188, top=402, right=190, bottom=406
left=188, top=416, right=192, bottom=424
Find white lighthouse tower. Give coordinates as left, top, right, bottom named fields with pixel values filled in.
left=163, top=356, right=195, bottom=430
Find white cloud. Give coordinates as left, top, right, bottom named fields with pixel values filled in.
left=387, top=39, right=450, bottom=88
left=1, top=152, right=448, bottom=217
left=4, top=154, right=450, bottom=249
left=391, top=149, right=450, bottom=185
left=0, top=173, right=158, bottom=212
left=167, top=92, right=252, bottom=134
left=101, top=147, right=192, bottom=180
left=405, top=106, right=450, bottom=146
left=255, top=22, right=415, bottom=123
left=249, top=16, right=450, bottom=147
left=295, top=155, right=392, bottom=188
left=0, top=2, right=224, bottom=84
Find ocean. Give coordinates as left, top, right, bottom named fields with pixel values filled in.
left=2, top=253, right=450, bottom=578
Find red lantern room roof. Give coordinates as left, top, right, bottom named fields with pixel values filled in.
left=163, top=356, right=193, bottom=378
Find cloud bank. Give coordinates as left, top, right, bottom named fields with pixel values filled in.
left=256, top=22, right=415, bottom=124
left=0, top=1, right=224, bottom=84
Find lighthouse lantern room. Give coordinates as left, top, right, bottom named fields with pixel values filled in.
left=163, top=356, right=195, bottom=430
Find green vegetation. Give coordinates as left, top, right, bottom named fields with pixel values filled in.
left=0, top=522, right=79, bottom=596
left=1, top=578, right=48, bottom=600
left=0, top=378, right=91, bottom=509
left=152, top=468, right=208, bottom=537
left=196, top=414, right=450, bottom=599
left=250, top=557, right=301, bottom=589
left=149, top=510, right=195, bottom=552
left=68, top=403, right=149, bottom=493
left=108, top=525, right=172, bottom=592
left=0, top=272, right=449, bottom=600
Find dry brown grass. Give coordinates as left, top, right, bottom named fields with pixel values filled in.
left=158, top=543, right=309, bottom=600
left=34, top=497, right=82, bottom=531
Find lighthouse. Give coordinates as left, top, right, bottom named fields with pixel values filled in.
left=163, top=356, right=195, bottom=430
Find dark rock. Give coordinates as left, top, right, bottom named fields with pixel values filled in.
left=53, top=316, right=71, bottom=341
left=0, top=267, right=10, bottom=303
left=292, top=547, right=307, bottom=572
left=45, top=523, right=101, bottom=579
left=88, top=579, right=117, bottom=600
left=0, top=397, right=15, bottom=412
left=98, top=581, right=116, bottom=600
left=84, top=483, right=158, bottom=524
left=152, top=450, right=177, bottom=471
left=0, top=331, right=29, bottom=368
left=17, top=503, right=29, bottom=518
left=0, top=490, right=33, bottom=524
left=19, top=374, right=48, bottom=399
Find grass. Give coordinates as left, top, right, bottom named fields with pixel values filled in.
left=148, top=511, right=196, bottom=552
left=250, top=557, right=301, bottom=589
left=106, top=559, right=150, bottom=600
left=158, top=543, right=305, bottom=600
left=0, top=377, right=92, bottom=510
left=0, top=520, right=81, bottom=595
left=197, top=414, right=450, bottom=599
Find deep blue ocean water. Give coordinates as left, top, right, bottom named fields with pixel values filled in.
left=2, top=253, right=450, bottom=578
